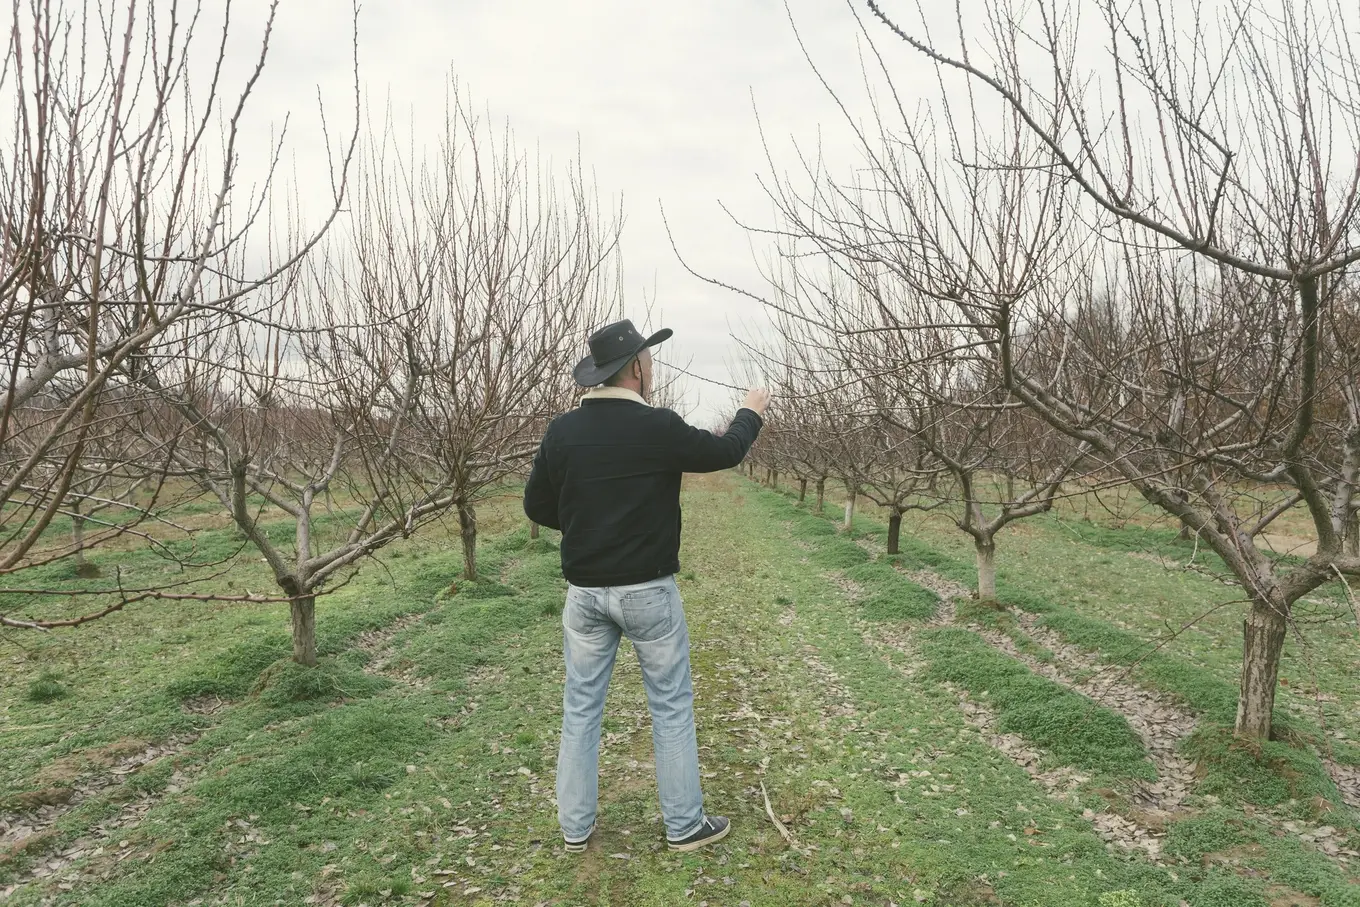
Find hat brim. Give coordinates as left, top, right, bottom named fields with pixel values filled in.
left=572, top=328, right=673, bottom=387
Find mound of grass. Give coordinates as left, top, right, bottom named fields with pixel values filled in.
left=164, top=632, right=292, bottom=701
left=920, top=627, right=1154, bottom=780
left=249, top=657, right=390, bottom=707
left=1184, top=724, right=1346, bottom=814
left=841, top=560, right=940, bottom=621
left=25, top=671, right=68, bottom=703
left=1161, top=810, right=1256, bottom=861
left=809, top=537, right=872, bottom=569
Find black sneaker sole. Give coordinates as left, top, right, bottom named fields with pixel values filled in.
left=667, top=821, right=730, bottom=852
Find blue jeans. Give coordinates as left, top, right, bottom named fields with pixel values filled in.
left=557, top=575, right=705, bottom=841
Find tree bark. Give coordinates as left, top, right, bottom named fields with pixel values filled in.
left=816, top=477, right=825, bottom=513
left=1347, top=512, right=1358, bottom=557
left=798, top=478, right=807, bottom=503
left=843, top=491, right=856, bottom=531
left=530, top=521, right=540, bottom=540
left=772, top=469, right=779, bottom=491
left=975, top=538, right=997, bottom=603
left=291, top=594, right=318, bottom=667
left=71, top=503, right=100, bottom=578
left=1178, top=523, right=1192, bottom=541
left=459, top=502, right=478, bottom=580
left=887, top=509, right=902, bottom=555
left=1235, top=592, right=1289, bottom=739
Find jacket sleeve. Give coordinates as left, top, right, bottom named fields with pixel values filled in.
left=523, top=434, right=562, bottom=530
left=662, top=407, right=764, bottom=474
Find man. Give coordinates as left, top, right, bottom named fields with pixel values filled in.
left=523, top=319, right=769, bottom=854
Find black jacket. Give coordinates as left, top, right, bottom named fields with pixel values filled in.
left=523, top=398, right=763, bottom=587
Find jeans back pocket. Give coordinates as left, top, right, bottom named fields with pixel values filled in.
left=620, top=583, right=673, bottom=642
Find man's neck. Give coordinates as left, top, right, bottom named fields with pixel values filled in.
left=581, top=385, right=650, bottom=407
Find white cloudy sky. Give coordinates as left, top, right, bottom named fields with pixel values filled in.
left=218, top=0, right=936, bottom=423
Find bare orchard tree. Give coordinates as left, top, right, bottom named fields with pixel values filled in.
left=0, top=0, right=356, bottom=631
left=734, top=0, right=1360, bottom=738
left=840, top=282, right=1088, bottom=598
left=133, top=92, right=619, bottom=665
left=853, top=0, right=1360, bottom=739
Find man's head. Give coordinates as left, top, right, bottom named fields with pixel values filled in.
left=602, top=347, right=654, bottom=400
left=572, top=319, right=670, bottom=392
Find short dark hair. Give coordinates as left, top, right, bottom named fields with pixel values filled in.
left=603, top=355, right=638, bottom=387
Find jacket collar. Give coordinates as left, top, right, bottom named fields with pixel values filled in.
left=580, top=386, right=650, bottom=407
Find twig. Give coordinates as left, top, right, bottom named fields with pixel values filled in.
left=760, top=780, right=798, bottom=848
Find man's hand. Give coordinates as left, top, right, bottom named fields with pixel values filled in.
left=742, top=387, right=772, bottom=417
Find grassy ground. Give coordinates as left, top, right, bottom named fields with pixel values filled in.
left=821, top=477, right=1360, bottom=751
left=2, top=474, right=1358, bottom=906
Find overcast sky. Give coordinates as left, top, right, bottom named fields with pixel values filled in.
left=220, top=0, right=928, bottom=423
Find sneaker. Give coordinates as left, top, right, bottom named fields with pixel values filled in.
left=667, top=815, right=730, bottom=852
left=563, top=822, right=595, bottom=853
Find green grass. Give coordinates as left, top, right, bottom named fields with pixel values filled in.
left=4, top=476, right=1358, bottom=906
left=918, top=627, right=1154, bottom=780
left=774, top=481, right=1360, bottom=773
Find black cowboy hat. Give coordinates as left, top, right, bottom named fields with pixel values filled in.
left=573, top=319, right=672, bottom=387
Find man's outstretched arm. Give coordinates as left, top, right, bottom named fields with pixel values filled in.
left=665, top=388, right=771, bottom=474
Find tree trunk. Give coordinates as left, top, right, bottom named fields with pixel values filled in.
left=975, top=538, right=997, bottom=603
left=772, top=469, right=779, bottom=491
left=798, top=478, right=807, bottom=503
left=1346, top=511, right=1358, bottom=557
left=71, top=503, right=100, bottom=578
left=1235, top=592, right=1289, bottom=740
left=843, top=492, right=856, bottom=531
left=887, top=510, right=902, bottom=555
left=291, top=594, right=318, bottom=667
left=816, top=477, right=825, bottom=513
left=1005, top=473, right=1016, bottom=501
left=530, top=521, right=540, bottom=540
left=1178, top=523, right=1192, bottom=541
left=459, top=502, right=478, bottom=580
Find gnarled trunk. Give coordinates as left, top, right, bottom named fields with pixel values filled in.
left=816, top=477, right=825, bottom=513
left=975, top=538, right=997, bottom=603
left=459, top=502, right=478, bottom=580
left=887, top=509, right=902, bottom=555
left=798, top=477, right=807, bottom=503
left=1236, top=591, right=1289, bottom=740
left=291, top=594, right=318, bottom=667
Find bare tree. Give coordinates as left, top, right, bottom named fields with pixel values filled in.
left=0, top=0, right=357, bottom=631
left=853, top=0, right=1360, bottom=739
left=724, top=0, right=1360, bottom=739
left=130, top=89, right=619, bottom=665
